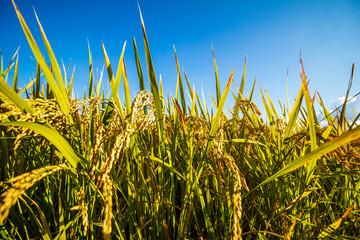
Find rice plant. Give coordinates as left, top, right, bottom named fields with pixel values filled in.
left=0, top=1, right=360, bottom=239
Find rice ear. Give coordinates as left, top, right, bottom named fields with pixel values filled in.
left=0, top=164, right=68, bottom=224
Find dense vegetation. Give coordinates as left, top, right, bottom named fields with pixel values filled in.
left=1, top=1, right=360, bottom=239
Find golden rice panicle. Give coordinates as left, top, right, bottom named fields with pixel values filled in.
left=97, top=113, right=125, bottom=183
left=98, top=91, right=156, bottom=184
left=76, top=187, right=89, bottom=236
left=232, top=189, right=242, bottom=240
left=0, top=164, right=67, bottom=224
left=224, top=153, right=246, bottom=240
left=102, top=174, right=113, bottom=240
left=89, top=122, right=105, bottom=180
left=13, top=127, right=30, bottom=151
left=209, top=124, right=246, bottom=240
left=129, top=90, right=156, bottom=131
left=233, top=99, right=262, bottom=117
left=98, top=128, right=129, bottom=183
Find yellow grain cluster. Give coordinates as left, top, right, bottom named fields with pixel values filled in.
left=0, top=164, right=67, bottom=224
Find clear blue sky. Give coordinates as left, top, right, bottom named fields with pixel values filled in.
left=1, top=0, right=360, bottom=117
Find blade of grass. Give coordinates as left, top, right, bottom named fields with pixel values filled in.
left=101, top=41, right=125, bottom=122
left=248, top=75, right=257, bottom=102
left=317, top=92, right=335, bottom=127
left=133, top=38, right=145, bottom=92
left=122, top=58, right=131, bottom=115
left=339, top=64, right=354, bottom=132
left=183, top=69, right=199, bottom=115
left=12, top=53, right=19, bottom=93
left=0, top=122, right=79, bottom=168
left=201, top=85, right=210, bottom=122
left=284, top=86, right=304, bottom=139
left=18, top=78, right=36, bottom=96
left=149, top=156, right=184, bottom=180
left=33, top=9, right=69, bottom=99
left=259, top=83, right=275, bottom=126
left=88, top=40, right=94, bottom=98
left=11, top=1, right=69, bottom=115
left=18, top=196, right=52, bottom=240
left=300, top=58, right=318, bottom=184
left=239, top=56, right=247, bottom=94
left=1, top=63, right=14, bottom=83
left=20, top=195, right=53, bottom=240
left=138, top=4, right=164, bottom=144
left=225, top=138, right=265, bottom=146
left=265, top=90, right=279, bottom=120
left=34, top=63, right=41, bottom=98
left=159, top=74, right=164, bottom=102
left=233, top=56, right=247, bottom=119
left=33, top=9, right=67, bottom=99
left=5, top=47, right=20, bottom=84
left=95, top=67, right=104, bottom=97
left=318, top=201, right=355, bottom=238
left=212, top=44, right=221, bottom=106
left=248, top=125, right=360, bottom=195
left=174, top=46, right=187, bottom=114
left=0, top=76, right=35, bottom=114
left=61, top=59, right=68, bottom=95
left=68, top=66, right=75, bottom=97
left=205, top=68, right=234, bottom=156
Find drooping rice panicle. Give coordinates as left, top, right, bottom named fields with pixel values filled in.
left=102, top=174, right=113, bottom=240
left=0, top=164, right=68, bottom=224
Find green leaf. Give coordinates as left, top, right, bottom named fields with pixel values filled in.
left=339, top=64, right=354, bottom=131
left=205, top=68, right=235, bottom=155
left=0, top=122, right=79, bottom=168
left=68, top=66, right=75, bottom=97
left=20, top=195, right=53, bottom=240
left=133, top=38, right=145, bottom=92
left=149, top=156, right=185, bottom=180
left=101, top=41, right=125, bottom=122
left=319, top=202, right=355, bottom=238
left=300, top=59, right=318, bottom=184
left=88, top=40, right=94, bottom=98
left=34, top=63, right=41, bottom=98
left=233, top=56, right=247, bottom=119
left=284, top=86, right=304, bottom=139
left=0, top=77, right=35, bottom=114
left=225, top=138, right=265, bottom=146
left=239, top=56, right=247, bottom=94
left=122, top=58, right=131, bottom=115
left=18, top=78, right=36, bottom=96
left=212, top=44, right=221, bottom=106
left=12, top=1, right=69, bottom=115
left=138, top=4, right=165, bottom=144
left=33, top=9, right=68, bottom=99
left=174, top=46, right=187, bottom=114
left=12, top=53, right=19, bottom=93
left=259, top=83, right=274, bottom=126
left=252, top=125, right=360, bottom=193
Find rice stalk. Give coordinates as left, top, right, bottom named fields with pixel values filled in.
left=102, top=174, right=113, bottom=240
left=1, top=2, right=360, bottom=239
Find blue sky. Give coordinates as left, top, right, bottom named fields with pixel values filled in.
left=1, top=0, right=360, bottom=118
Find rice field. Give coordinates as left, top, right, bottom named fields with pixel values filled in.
left=1, top=1, right=360, bottom=239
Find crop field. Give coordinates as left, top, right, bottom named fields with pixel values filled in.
left=1, top=1, right=360, bottom=239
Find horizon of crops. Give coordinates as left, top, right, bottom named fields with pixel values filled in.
left=1, top=1, right=360, bottom=239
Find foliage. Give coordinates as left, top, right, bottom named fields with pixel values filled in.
left=0, top=1, right=360, bottom=239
